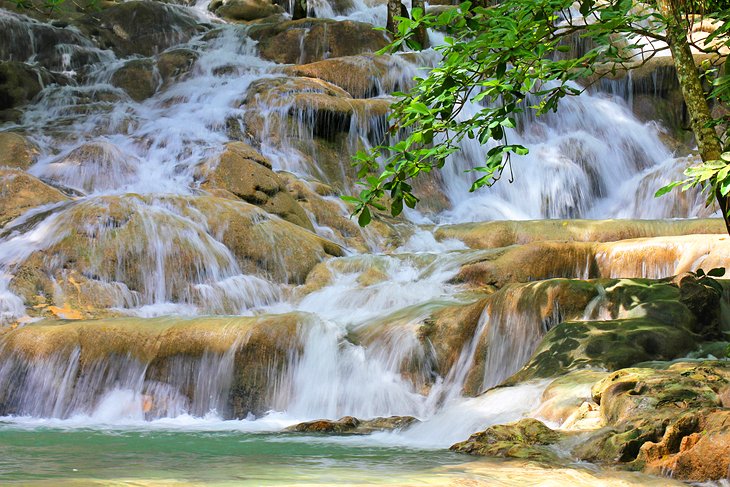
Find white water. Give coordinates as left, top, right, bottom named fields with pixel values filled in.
left=0, top=0, right=717, bottom=449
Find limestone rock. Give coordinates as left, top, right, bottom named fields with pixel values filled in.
left=0, top=132, right=40, bottom=170
left=79, top=1, right=207, bottom=57
left=156, top=48, right=199, bottom=85
left=210, top=0, right=283, bottom=21
left=248, top=18, right=389, bottom=64
left=450, top=418, right=564, bottom=463
left=198, top=142, right=313, bottom=230
left=0, top=169, right=69, bottom=228
left=43, top=141, right=139, bottom=193
left=110, top=58, right=159, bottom=102
left=0, top=61, right=51, bottom=112
left=286, top=415, right=419, bottom=434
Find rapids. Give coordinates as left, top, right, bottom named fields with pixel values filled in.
left=0, top=0, right=727, bottom=483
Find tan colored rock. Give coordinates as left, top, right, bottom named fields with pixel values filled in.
left=8, top=194, right=343, bottom=319
left=110, top=58, right=159, bottom=102
left=0, top=132, right=40, bottom=170
left=199, top=142, right=313, bottom=230
left=282, top=54, right=409, bottom=98
left=435, top=219, right=726, bottom=250
left=44, top=141, right=138, bottom=193
left=248, top=18, right=389, bottom=64
left=0, top=314, right=304, bottom=417
left=0, top=169, right=69, bottom=228
left=156, top=48, right=199, bottom=85
left=210, top=0, right=283, bottom=21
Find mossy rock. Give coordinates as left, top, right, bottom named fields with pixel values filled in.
left=450, top=418, right=564, bottom=463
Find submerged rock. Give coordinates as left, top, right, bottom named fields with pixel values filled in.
left=450, top=418, right=564, bottom=463
left=286, top=415, right=419, bottom=434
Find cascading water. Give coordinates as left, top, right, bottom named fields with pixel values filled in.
left=0, top=0, right=725, bottom=483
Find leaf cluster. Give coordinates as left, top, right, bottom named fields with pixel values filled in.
left=348, top=0, right=677, bottom=224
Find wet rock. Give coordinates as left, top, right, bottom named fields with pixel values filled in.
left=8, top=194, right=343, bottom=318
left=248, top=18, right=389, bottom=64
left=535, top=370, right=607, bottom=427
left=286, top=415, right=419, bottom=434
left=198, top=142, right=313, bottom=230
left=454, top=234, right=730, bottom=288
left=0, top=61, right=52, bottom=111
left=0, top=132, right=40, bottom=170
left=503, top=275, right=722, bottom=384
left=435, top=219, right=726, bottom=250
left=573, top=361, right=730, bottom=481
left=110, top=58, right=159, bottom=102
left=43, top=141, right=139, bottom=193
left=0, top=169, right=69, bottom=228
left=209, top=0, right=283, bottom=21
left=156, top=48, right=199, bottom=85
left=79, top=1, right=207, bottom=57
left=0, top=314, right=303, bottom=418
left=282, top=54, right=410, bottom=98
left=450, top=418, right=564, bottom=463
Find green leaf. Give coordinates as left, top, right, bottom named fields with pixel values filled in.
left=357, top=207, right=371, bottom=227
left=654, top=181, right=682, bottom=198
left=708, top=267, right=726, bottom=277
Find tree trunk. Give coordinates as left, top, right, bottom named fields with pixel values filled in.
left=656, top=0, right=730, bottom=233
left=386, top=0, right=401, bottom=36
left=411, top=0, right=429, bottom=49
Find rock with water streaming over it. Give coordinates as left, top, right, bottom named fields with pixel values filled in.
left=506, top=274, right=723, bottom=384
left=0, top=132, right=39, bottom=170
left=77, top=1, right=207, bottom=57
left=0, top=314, right=304, bottom=418
left=110, top=58, right=160, bottom=102
left=286, top=415, right=419, bottom=434
left=0, top=169, right=69, bottom=228
left=248, top=18, right=390, bottom=65
left=7, top=194, right=343, bottom=320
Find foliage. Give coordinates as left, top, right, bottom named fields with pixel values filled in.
left=347, top=0, right=730, bottom=225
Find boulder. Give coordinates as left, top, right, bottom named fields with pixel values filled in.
left=110, top=58, right=159, bottom=102
left=8, top=194, right=343, bottom=319
left=198, top=142, right=313, bottom=230
left=0, top=132, right=39, bottom=170
left=156, top=48, right=199, bottom=85
left=450, top=418, right=564, bottom=463
left=79, top=1, right=207, bottom=57
left=42, top=141, right=139, bottom=193
left=0, top=314, right=304, bottom=418
left=573, top=361, right=730, bottom=481
left=286, top=415, right=419, bottom=434
left=507, top=275, right=722, bottom=383
left=0, top=169, right=69, bottom=228
left=210, top=0, right=284, bottom=21
left=435, top=219, right=726, bottom=250
left=0, top=61, right=51, bottom=111
left=282, top=54, right=410, bottom=98
left=248, top=18, right=389, bottom=64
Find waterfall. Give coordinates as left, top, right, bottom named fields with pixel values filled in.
left=0, top=0, right=721, bottom=439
